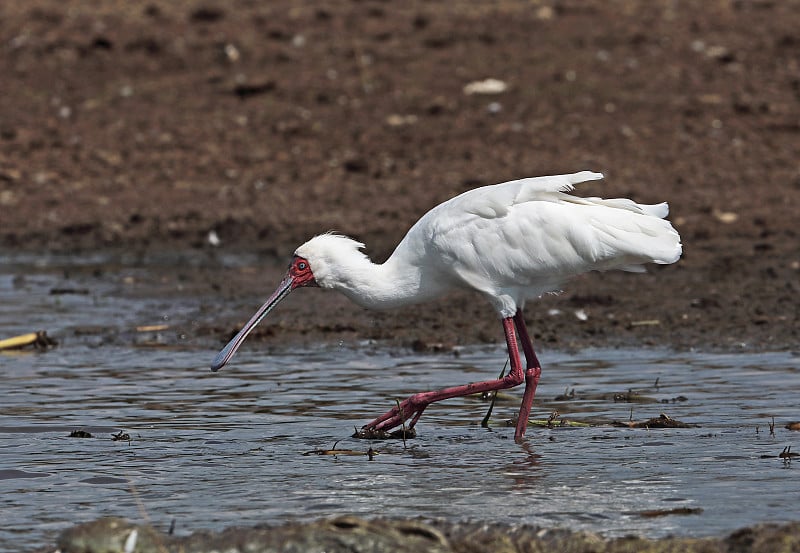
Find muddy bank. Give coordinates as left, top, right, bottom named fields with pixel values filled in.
left=1, top=0, right=799, bottom=352
left=5, top=250, right=792, bottom=355
left=49, top=516, right=800, bottom=553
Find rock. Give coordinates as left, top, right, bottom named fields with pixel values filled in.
left=53, top=516, right=800, bottom=553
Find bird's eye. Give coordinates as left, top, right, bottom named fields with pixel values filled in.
left=298, top=261, right=307, bottom=270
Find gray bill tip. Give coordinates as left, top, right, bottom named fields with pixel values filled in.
left=210, top=350, right=229, bottom=372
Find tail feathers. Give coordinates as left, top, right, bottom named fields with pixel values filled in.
left=640, top=201, right=669, bottom=219
left=592, top=215, right=682, bottom=271
left=576, top=197, right=670, bottom=219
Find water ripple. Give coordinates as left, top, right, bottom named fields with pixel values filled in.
left=2, top=345, right=798, bottom=550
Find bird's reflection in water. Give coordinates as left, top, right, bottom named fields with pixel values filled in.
left=504, top=441, right=546, bottom=488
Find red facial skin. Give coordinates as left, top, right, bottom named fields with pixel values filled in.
left=289, top=256, right=318, bottom=289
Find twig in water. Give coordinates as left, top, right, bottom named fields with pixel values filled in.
left=396, top=399, right=407, bottom=449
left=481, top=359, right=509, bottom=428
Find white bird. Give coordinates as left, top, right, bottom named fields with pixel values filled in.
left=211, top=171, right=682, bottom=443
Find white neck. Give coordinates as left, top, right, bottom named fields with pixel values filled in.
left=319, top=250, right=449, bottom=310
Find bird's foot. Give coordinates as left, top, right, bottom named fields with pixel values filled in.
left=354, top=396, right=428, bottom=439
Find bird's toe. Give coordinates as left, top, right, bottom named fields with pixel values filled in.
left=352, top=426, right=416, bottom=440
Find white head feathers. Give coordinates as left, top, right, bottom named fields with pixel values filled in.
left=294, top=233, right=368, bottom=288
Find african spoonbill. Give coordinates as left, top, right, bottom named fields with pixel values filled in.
left=211, top=171, right=682, bottom=442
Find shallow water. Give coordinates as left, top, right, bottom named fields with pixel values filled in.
left=1, top=258, right=799, bottom=551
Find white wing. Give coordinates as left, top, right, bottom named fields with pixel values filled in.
left=393, top=171, right=682, bottom=317
left=444, top=171, right=603, bottom=218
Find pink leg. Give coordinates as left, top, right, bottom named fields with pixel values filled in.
left=512, top=309, right=542, bottom=443
left=360, top=317, right=526, bottom=435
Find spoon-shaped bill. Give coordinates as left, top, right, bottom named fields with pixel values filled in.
left=210, top=275, right=294, bottom=371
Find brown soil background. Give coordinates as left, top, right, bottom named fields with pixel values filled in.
left=1, top=0, right=798, bottom=353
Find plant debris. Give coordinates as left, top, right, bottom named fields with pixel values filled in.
left=638, top=507, right=704, bottom=518
left=0, top=331, right=57, bottom=351
left=612, top=413, right=698, bottom=429
left=352, top=427, right=416, bottom=440
left=303, top=441, right=379, bottom=460
left=610, top=390, right=659, bottom=403
left=112, top=430, right=131, bottom=443
left=778, top=446, right=799, bottom=459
